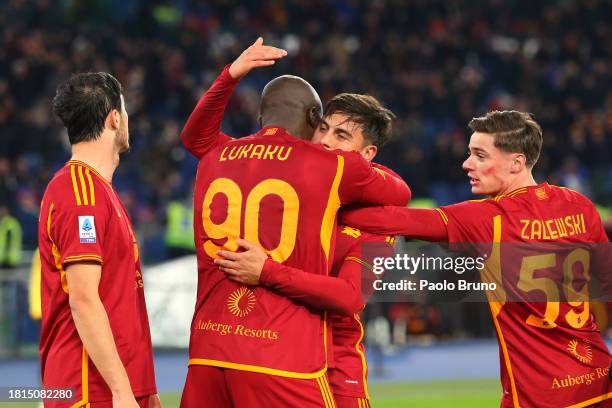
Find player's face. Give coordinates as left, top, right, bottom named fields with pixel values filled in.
left=463, top=132, right=516, bottom=196
left=115, top=95, right=130, bottom=154
left=312, top=113, right=377, bottom=161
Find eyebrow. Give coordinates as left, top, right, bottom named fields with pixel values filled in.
left=334, top=127, right=353, bottom=139
left=470, top=147, right=488, bottom=155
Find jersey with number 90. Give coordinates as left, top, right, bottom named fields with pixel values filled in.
left=188, top=126, right=410, bottom=378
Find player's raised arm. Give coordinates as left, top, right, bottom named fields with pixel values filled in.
left=180, top=37, right=287, bottom=159
left=337, top=150, right=411, bottom=207
left=340, top=206, right=448, bottom=241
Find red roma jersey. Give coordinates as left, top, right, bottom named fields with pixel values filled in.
left=439, top=183, right=611, bottom=408
left=328, top=225, right=394, bottom=399
left=38, top=160, right=156, bottom=406
left=189, top=126, right=409, bottom=378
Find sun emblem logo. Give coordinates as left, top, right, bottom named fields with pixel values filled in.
left=567, top=339, right=592, bottom=364
left=227, top=287, right=256, bottom=317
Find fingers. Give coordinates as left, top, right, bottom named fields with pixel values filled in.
left=214, top=258, right=238, bottom=270
left=236, top=238, right=255, bottom=250
left=221, top=268, right=247, bottom=284
left=247, top=41, right=287, bottom=59
left=220, top=266, right=239, bottom=276
left=216, top=250, right=240, bottom=260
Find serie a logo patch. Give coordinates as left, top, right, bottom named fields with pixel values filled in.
left=78, top=215, right=97, bottom=243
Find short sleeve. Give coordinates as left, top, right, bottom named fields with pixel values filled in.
left=439, top=200, right=498, bottom=243
left=50, top=180, right=110, bottom=266
left=338, top=151, right=410, bottom=206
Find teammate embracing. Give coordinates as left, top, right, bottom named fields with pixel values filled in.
left=342, top=111, right=612, bottom=408
left=219, top=93, right=400, bottom=408
left=179, top=38, right=410, bottom=407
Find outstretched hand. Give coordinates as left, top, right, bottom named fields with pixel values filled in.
left=228, top=37, right=287, bottom=80
left=215, top=238, right=268, bottom=286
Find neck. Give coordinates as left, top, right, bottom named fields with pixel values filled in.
left=70, top=132, right=118, bottom=182
left=262, top=115, right=304, bottom=139
left=497, top=171, right=537, bottom=196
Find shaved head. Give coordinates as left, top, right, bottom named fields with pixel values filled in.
left=259, top=75, right=322, bottom=140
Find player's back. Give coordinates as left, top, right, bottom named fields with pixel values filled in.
left=189, top=126, right=378, bottom=377
left=442, top=183, right=611, bottom=407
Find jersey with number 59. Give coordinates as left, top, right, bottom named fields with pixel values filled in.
left=188, top=126, right=410, bottom=378
left=438, top=183, right=611, bottom=408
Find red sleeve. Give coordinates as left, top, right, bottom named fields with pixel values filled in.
left=439, top=200, right=498, bottom=243
left=339, top=206, right=448, bottom=241
left=371, top=162, right=402, bottom=180
left=259, top=258, right=363, bottom=315
left=337, top=151, right=411, bottom=206
left=50, top=180, right=110, bottom=266
left=259, top=233, right=395, bottom=314
left=180, top=65, right=236, bottom=159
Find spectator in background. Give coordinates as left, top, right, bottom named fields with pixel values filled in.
left=0, top=206, right=22, bottom=268
left=0, top=0, right=610, bottom=266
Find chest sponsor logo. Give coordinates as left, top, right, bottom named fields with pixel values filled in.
left=227, top=286, right=256, bottom=317
left=78, top=216, right=96, bottom=243
left=567, top=339, right=592, bottom=364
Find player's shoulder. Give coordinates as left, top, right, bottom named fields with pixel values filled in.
left=440, top=196, right=500, bottom=216
left=548, top=184, right=596, bottom=208
left=497, top=183, right=596, bottom=212
left=46, top=161, right=111, bottom=210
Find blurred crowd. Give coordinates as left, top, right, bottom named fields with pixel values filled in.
left=1, top=0, right=611, bottom=262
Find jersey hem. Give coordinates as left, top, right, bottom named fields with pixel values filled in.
left=188, top=358, right=327, bottom=379
left=565, top=391, right=612, bottom=408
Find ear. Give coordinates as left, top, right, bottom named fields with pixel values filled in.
left=361, top=145, right=378, bottom=162
left=306, top=106, right=321, bottom=130
left=510, top=154, right=526, bottom=173
left=106, top=109, right=121, bottom=131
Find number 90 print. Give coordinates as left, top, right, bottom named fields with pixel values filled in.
left=202, top=177, right=300, bottom=262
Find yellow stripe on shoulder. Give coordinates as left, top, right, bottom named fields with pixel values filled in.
left=435, top=208, right=449, bottom=225
left=508, top=188, right=528, bottom=197
left=77, top=166, right=89, bottom=205
left=85, top=169, right=96, bottom=205
left=372, top=167, right=386, bottom=179
left=70, top=165, right=82, bottom=206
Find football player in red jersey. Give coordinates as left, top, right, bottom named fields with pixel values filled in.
left=217, top=93, right=400, bottom=408
left=39, top=73, right=158, bottom=407
left=180, top=38, right=410, bottom=407
left=341, top=111, right=612, bottom=408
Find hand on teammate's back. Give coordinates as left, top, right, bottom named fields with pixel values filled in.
left=228, top=37, right=287, bottom=80
left=215, top=238, right=267, bottom=285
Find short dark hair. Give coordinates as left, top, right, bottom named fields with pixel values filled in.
left=52, top=72, right=122, bottom=144
left=324, top=93, right=395, bottom=148
left=468, top=110, right=543, bottom=167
